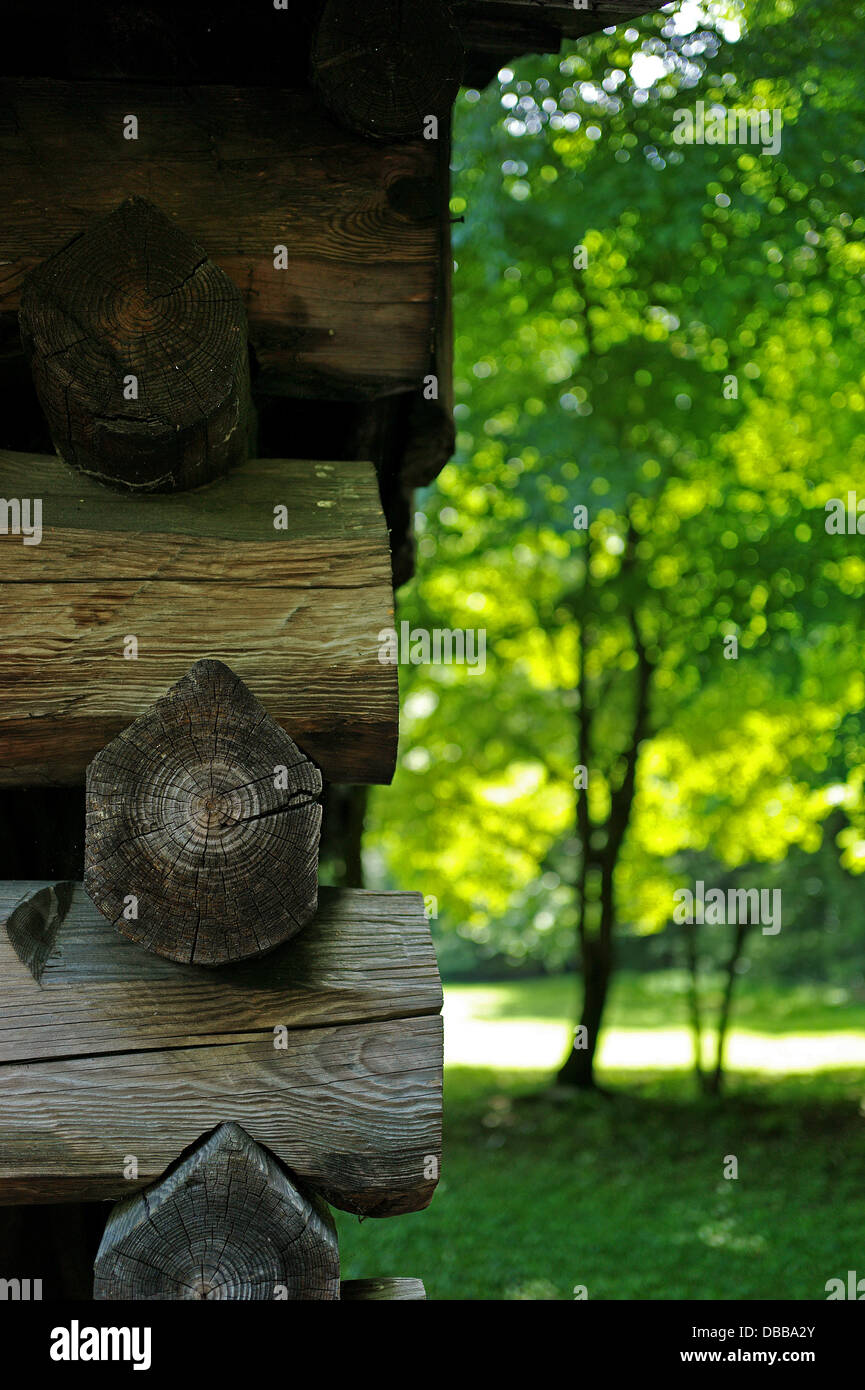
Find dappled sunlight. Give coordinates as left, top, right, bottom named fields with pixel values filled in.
left=599, top=1027, right=865, bottom=1074
left=443, top=985, right=865, bottom=1073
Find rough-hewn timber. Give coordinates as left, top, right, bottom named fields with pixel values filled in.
left=2, top=2, right=663, bottom=87
left=311, top=0, right=464, bottom=142
left=0, top=451, right=398, bottom=786
left=0, top=881, right=442, bottom=1213
left=0, top=1016, right=442, bottom=1213
left=455, top=0, right=660, bottom=82
left=94, top=1123, right=341, bottom=1300
left=20, top=197, right=252, bottom=493
left=341, top=1277, right=426, bottom=1300
left=0, top=881, right=442, bottom=1060
left=85, top=661, right=322, bottom=966
left=0, top=80, right=443, bottom=400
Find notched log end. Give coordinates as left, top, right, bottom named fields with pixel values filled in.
left=94, top=1122, right=341, bottom=1301
left=20, top=196, right=250, bottom=493
left=3, top=880, right=74, bottom=982
left=85, top=660, right=324, bottom=966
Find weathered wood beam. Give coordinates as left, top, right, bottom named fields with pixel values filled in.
left=456, top=1, right=661, bottom=83
left=311, top=0, right=464, bottom=142
left=85, top=660, right=322, bottom=966
left=0, top=79, right=444, bottom=401
left=1, top=1, right=661, bottom=85
left=403, top=111, right=456, bottom=493
left=94, top=1123, right=340, bottom=1301
left=0, top=881, right=442, bottom=1214
left=0, top=1017, right=442, bottom=1214
left=0, top=451, right=397, bottom=786
left=0, top=881, right=442, bottom=1058
left=0, top=2, right=322, bottom=87
left=341, top=1278, right=426, bottom=1300
left=19, top=197, right=252, bottom=493
left=458, top=0, right=660, bottom=48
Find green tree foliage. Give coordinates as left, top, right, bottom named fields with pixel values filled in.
left=365, top=0, right=865, bottom=1080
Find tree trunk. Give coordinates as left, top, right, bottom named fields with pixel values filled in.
left=706, top=919, right=750, bottom=1097
left=557, top=572, right=652, bottom=1091
left=683, top=917, right=707, bottom=1094
left=557, top=933, right=613, bottom=1088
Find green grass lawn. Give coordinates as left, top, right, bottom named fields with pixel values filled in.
left=335, top=972, right=865, bottom=1300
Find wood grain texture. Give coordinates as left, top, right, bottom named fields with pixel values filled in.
left=0, top=881, right=442, bottom=1214
left=0, top=80, right=443, bottom=400
left=311, top=0, right=464, bottom=142
left=0, top=451, right=398, bottom=786
left=341, top=1277, right=426, bottom=1300
left=94, top=1123, right=340, bottom=1301
left=0, top=1015, right=442, bottom=1214
left=19, top=197, right=252, bottom=493
left=85, top=660, right=322, bottom=966
left=0, top=882, right=442, bottom=1063
left=4, top=881, right=74, bottom=982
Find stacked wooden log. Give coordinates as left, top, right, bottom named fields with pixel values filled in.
left=0, top=137, right=441, bottom=1295
left=0, top=450, right=397, bottom=787
left=1, top=879, right=442, bottom=1236
left=0, top=335, right=439, bottom=1290
left=1, top=644, right=439, bottom=1293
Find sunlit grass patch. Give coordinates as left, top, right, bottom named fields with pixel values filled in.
left=443, top=972, right=865, bottom=1074
left=336, top=977, right=865, bottom=1298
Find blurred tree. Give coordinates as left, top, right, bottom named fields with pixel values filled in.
left=366, top=0, right=865, bottom=1088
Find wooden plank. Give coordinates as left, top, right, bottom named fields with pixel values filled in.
left=341, top=1278, right=426, bottom=1300
left=458, top=0, right=660, bottom=45
left=0, top=2, right=660, bottom=85
left=0, top=1014, right=443, bottom=1214
left=0, top=452, right=398, bottom=786
left=0, top=80, right=443, bottom=400
left=0, top=883, right=442, bottom=1062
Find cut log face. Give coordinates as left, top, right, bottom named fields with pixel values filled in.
left=93, top=1123, right=340, bottom=1301
left=19, top=196, right=252, bottom=492
left=311, top=0, right=465, bottom=142
left=85, top=659, right=322, bottom=966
